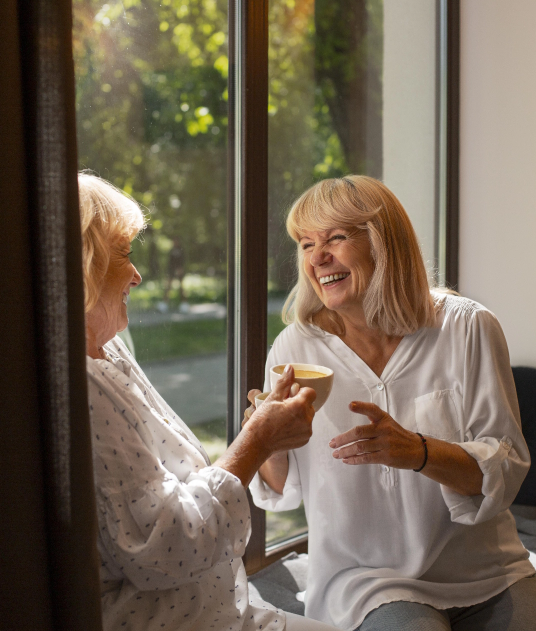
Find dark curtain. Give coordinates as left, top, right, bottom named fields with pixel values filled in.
left=0, top=0, right=102, bottom=629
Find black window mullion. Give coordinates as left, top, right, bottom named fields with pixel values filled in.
left=227, top=0, right=269, bottom=574
left=445, top=0, right=460, bottom=289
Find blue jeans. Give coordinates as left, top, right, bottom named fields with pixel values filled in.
left=356, top=576, right=536, bottom=631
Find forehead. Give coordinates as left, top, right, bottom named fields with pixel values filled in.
left=111, top=235, right=131, bottom=249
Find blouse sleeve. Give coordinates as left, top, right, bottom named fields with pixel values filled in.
left=440, top=308, right=530, bottom=525
left=249, top=338, right=304, bottom=511
left=90, top=383, right=251, bottom=592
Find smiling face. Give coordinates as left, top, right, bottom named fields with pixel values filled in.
left=300, top=227, right=375, bottom=315
left=86, top=236, right=142, bottom=349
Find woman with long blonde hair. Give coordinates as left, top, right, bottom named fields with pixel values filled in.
left=248, top=176, right=535, bottom=631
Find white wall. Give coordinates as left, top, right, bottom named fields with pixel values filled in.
left=383, top=0, right=437, bottom=268
left=459, top=0, right=536, bottom=366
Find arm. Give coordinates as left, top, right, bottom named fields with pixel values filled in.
left=88, top=385, right=251, bottom=590
left=330, top=308, right=530, bottom=523
left=214, top=365, right=315, bottom=488
left=257, top=452, right=290, bottom=495
left=238, top=385, right=296, bottom=494
left=329, top=401, right=483, bottom=496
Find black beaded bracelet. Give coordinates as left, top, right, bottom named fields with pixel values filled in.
left=413, top=432, right=428, bottom=472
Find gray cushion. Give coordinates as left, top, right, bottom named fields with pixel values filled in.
left=249, top=514, right=536, bottom=616
left=512, top=366, right=536, bottom=505
left=248, top=552, right=308, bottom=615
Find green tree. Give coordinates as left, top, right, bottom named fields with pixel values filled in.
left=73, top=0, right=383, bottom=299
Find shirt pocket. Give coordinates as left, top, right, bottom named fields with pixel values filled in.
left=414, top=389, right=460, bottom=442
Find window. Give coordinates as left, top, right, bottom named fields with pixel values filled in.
left=263, top=0, right=455, bottom=552
left=73, top=0, right=458, bottom=573
left=73, top=0, right=230, bottom=462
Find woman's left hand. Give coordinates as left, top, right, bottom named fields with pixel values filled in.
left=329, top=400, right=484, bottom=495
left=329, top=401, right=424, bottom=470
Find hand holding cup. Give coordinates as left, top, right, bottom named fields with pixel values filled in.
left=242, top=365, right=316, bottom=454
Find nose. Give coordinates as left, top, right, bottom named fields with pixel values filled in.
left=131, top=265, right=142, bottom=287
left=310, top=244, right=332, bottom=268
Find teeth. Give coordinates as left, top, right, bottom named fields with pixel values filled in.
left=319, top=273, right=349, bottom=285
left=122, top=294, right=129, bottom=305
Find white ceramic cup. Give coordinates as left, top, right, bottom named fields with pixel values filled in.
left=269, top=363, right=334, bottom=411
left=254, top=391, right=270, bottom=409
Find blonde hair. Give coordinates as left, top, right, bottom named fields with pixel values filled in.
left=78, top=173, right=146, bottom=312
left=283, top=175, right=437, bottom=336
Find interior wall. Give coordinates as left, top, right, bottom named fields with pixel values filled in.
left=382, top=0, right=437, bottom=269
left=459, top=0, right=536, bottom=367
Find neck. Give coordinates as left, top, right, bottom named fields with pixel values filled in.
left=85, top=314, right=109, bottom=360
left=315, top=306, right=403, bottom=378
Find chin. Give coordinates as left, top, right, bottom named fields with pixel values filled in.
left=117, top=319, right=129, bottom=333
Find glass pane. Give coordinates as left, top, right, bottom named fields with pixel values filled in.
left=266, top=0, right=439, bottom=546
left=73, top=0, right=229, bottom=462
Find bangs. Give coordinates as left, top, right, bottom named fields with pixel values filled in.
left=78, top=173, right=146, bottom=242
left=287, top=177, right=379, bottom=242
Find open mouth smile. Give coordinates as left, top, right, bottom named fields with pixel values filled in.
left=318, top=272, right=350, bottom=287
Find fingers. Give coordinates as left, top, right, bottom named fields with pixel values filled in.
left=293, top=385, right=316, bottom=407
left=247, top=389, right=262, bottom=405
left=242, top=405, right=255, bottom=428
left=349, top=400, right=389, bottom=423
left=332, top=437, right=383, bottom=462
left=270, top=364, right=295, bottom=401
left=329, top=422, right=379, bottom=449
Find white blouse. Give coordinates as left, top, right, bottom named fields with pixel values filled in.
left=250, top=294, right=534, bottom=631
left=87, top=336, right=285, bottom=631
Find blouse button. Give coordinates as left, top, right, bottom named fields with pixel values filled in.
left=382, top=465, right=390, bottom=472
left=376, top=382, right=384, bottom=391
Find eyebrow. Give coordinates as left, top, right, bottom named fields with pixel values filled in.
left=298, top=230, right=343, bottom=242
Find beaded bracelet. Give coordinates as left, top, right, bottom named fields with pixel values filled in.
left=413, top=432, right=428, bottom=472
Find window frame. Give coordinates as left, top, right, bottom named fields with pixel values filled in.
left=228, top=0, right=460, bottom=574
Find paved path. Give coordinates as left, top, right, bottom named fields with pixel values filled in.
left=129, top=298, right=285, bottom=328
left=130, top=299, right=285, bottom=425
left=141, top=354, right=227, bottom=426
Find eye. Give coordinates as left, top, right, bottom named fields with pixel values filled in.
left=329, top=234, right=347, bottom=243
left=301, top=241, right=314, bottom=251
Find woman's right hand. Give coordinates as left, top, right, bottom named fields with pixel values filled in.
left=242, top=379, right=302, bottom=428
left=214, top=365, right=315, bottom=488
left=243, top=366, right=315, bottom=493
left=243, top=365, right=316, bottom=453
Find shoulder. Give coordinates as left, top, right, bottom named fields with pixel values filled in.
left=105, top=335, right=137, bottom=363
left=270, top=321, right=324, bottom=350
left=433, top=291, right=502, bottom=335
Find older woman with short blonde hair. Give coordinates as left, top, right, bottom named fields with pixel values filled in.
left=80, top=173, right=338, bottom=631
left=249, top=176, right=536, bottom=631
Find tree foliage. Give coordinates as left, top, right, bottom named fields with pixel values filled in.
left=73, top=0, right=383, bottom=298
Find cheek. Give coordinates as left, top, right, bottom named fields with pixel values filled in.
left=303, top=259, right=318, bottom=285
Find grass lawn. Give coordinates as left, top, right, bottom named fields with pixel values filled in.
left=130, top=313, right=287, bottom=364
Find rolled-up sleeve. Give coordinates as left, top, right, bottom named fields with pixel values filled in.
left=441, top=308, right=530, bottom=525
left=89, top=375, right=251, bottom=591
left=98, top=461, right=251, bottom=591
left=250, top=449, right=303, bottom=511
left=249, top=344, right=304, bottom=512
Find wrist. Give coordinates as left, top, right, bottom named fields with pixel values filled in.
left=242, top=421, right=273, bottom=463
left=413, top=432, right=428, bottom=472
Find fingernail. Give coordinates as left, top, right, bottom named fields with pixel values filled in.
left=284, top=364, right=292, bottom=374
left=329, top=439, right=336, bottom=447
left=290, top=383, right=300, bottom=396
left=332, top=450, right=340, bottom=459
